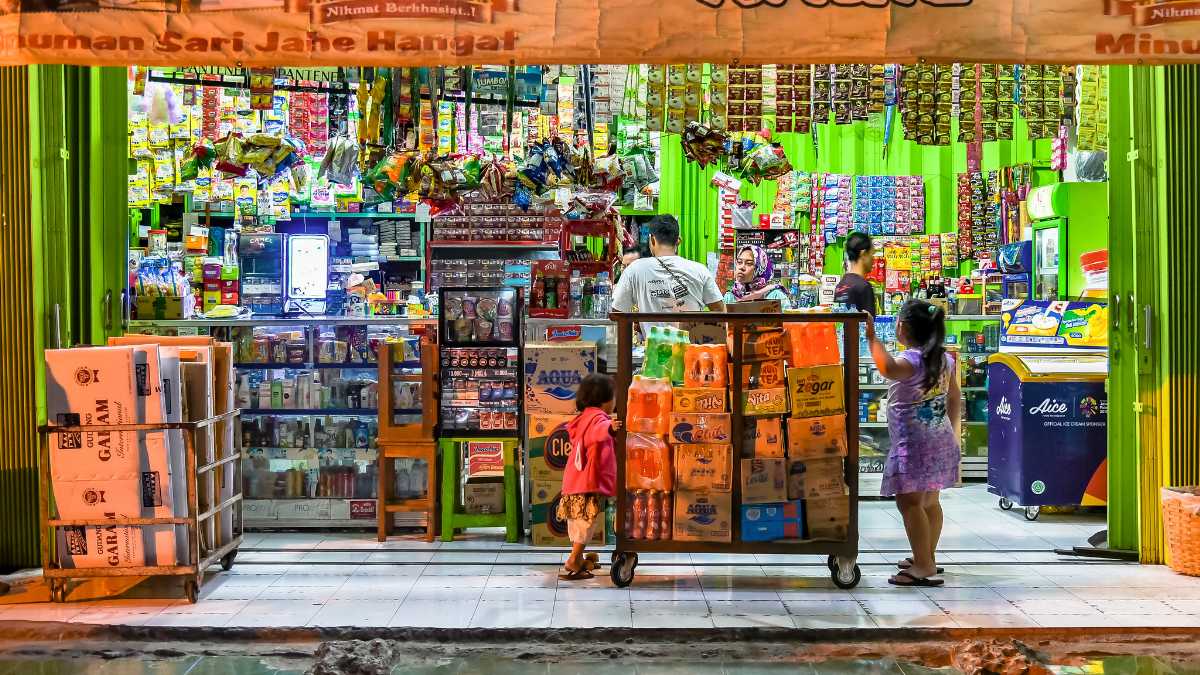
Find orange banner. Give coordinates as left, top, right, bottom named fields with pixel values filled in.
left=2, top=0, right=1200, bottom=66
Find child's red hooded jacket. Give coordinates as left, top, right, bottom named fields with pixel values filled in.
left=561, top=407, right=616, bottom=497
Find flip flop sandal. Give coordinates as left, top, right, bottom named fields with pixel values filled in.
left=897, top=558, right=944, bottom=574
left=888, top=570, right=945, bottom=587
left=558, top=566, right=595, bottom=581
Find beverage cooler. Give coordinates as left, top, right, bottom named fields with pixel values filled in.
left=987, top=299, right=1109, bottom=521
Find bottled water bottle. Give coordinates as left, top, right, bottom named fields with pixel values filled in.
left=592, top=272, right=611, bottom=319
left=568, top=270, right=583, bottom=318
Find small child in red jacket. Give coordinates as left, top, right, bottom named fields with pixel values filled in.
left=557, top=374, right=619, bottom=581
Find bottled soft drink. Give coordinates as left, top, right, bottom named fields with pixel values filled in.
left=646, top=491, right=661, bottom=540
left=632, top=490, right=648, bottom=540
left=668, top=329, right=688, bottom=385
left=581, top=275, right=594, bottom=318
left=660, top=490, right=673, bottom=540
left=624, top=492, right=638, bottom=540
left=627, top=375, right=672, bottom=434
left=684, top=343, right=729, bottom=388
left=642, top=327, right=666, bottom=378
left=786, top=321, right=840, bottom=367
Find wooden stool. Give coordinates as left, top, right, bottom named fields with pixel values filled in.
left=376, top=336, right=439, bottom=542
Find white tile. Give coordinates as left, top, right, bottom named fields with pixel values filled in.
left=411, top=575, right=490, bottom=589
left=226, top=564, right=294, bottom=576
left=1166, top=599, right=1200, bottom=613
left=309, top=600, right=400, bottom=627
left=315, top=536, right=381, bottom=550
left=555, top=587, right=631, bottom=602
left=404, top=586, right=485, bottom=601
left=1029, top=614, right=1112, bottom=628
left=992, top=586, right=1082, bottom=602
left=470, top=600, right=554, bottom=628
left=238, top=551, right=307, bottom=563
left=632, top=600, right=710, bottom=615
left=1086, top=599, right=1180, bottom=615
left=870, top=614, right=959, bottom=628
left=299, top=551, right=369, bottom=564
left=0, top=603, right=82, bottom=622
left=485, top=574, right=558, bottom=589
left=632, top=612, right=715, bottom=628
left=256, top=585, right=343, bottom=602
left=950, top=613, right=1039, bottom=629
left=69, top=606, right=164, bottom=625
left=791, top=614, right=879, bottom=629
left=695, top=566, right=766, bottom=577
left=936, top=600, right=1022, bottom=616
left=430, top=551, right=500, bottom=564
left=226, top=600, right=322, bottom=627
left=636, top=565, right=699, bottom=577
left=1013, top=599, right=1100, bottom=616
left=353, top=564, right=426, bottom=577
left=480, top=587, right=558, bottom=602
left=629, top=589, right=706, bottom=601
left=142, top=613, right=234, bottom=627
left=783, top=600, right=867, bottom=616
left=489, top=565, right=560, bottom=578
left=421, top=564, right=495, bottom=576
left=160, top=599, right=250, bottom=615
left=708, top=600, right=788, bottom=616
left=1100, top=614, right=1200, bottom=628
left=337, top=576, right=416, bottom=600
left=777, top=589, right=858, bottom=602
left=920, top=586, right=1003, bottom=601
left=552, top=601, right=631, bottom=628
left=711, top=613, right=795, bottom=628
left=275, top=574, right=351, bottom=588
left=365, top=551, right=435, bottom=563
left=701, top=588, right=781, bottom=602
left=391, top=599, right=478, bottom=627
left=860, top=599, right=944, bottom=616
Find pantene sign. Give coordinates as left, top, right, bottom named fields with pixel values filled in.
left=2, top=0, right=1200, bottom=66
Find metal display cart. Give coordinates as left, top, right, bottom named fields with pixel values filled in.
left=609, top=311, right=864, bottom=589
left=38, top=411, right=243, bottom=604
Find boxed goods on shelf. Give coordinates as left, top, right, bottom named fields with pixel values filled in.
left=787, top=457, right=848, bottom=501
left=740, top=502, right=804, bottom=542
left=787, top=415, right=850, bottom=459
left=464, top=480, right=505, bottom=515
left=742, top=388, right=789, bottom=416
left=806, top=495, right=851, bottom=540
left=673, top=387, right=726, bottom=414
left=748, top=417, right=785, bottom=458
left=668, top=413, right=732, bottom=445
left=740, top=458, right=788, bottom=504
left=740, top=330, right=788, bottom=362
left=788, top=365, right=846, bottom=418
left=674, top=444, right=733, bottom=492
left=523, top=342, right=597, bottom=415
left=525, top=413, right=574, bottom=483
left=674, top=491, right=732, bottom=542
left=739, top=360, right=787, bottom=389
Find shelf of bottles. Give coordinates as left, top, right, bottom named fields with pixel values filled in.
left=855, top=318, right=998, bottom=494
left=225, top=320, right=427, bottom=528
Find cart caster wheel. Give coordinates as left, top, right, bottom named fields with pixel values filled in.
left=826, top=554, right=838, bottom=572
left=49, top=582, right=67, bottom=604
left=184, top=579, right=199, bottom=604
left=1024, top=506, right=1040, bottom=522
left=220, top=551, right=237, bottom=571
left=610, top=552, right=637, bottom=588
left=831, top=563, right=862, bottom=590
left=999, top=498, right=1014, bottom=511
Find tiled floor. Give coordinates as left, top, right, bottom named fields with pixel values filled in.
left=2, top=485, right=1198, bottom=630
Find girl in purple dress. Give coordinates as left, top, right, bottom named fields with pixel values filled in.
left=867, top=300, right=962, bottom=587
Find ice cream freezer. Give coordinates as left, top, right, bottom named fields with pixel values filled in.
left=986, top=353, right=1108, bottom=521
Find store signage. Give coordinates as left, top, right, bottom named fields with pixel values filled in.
left=5, top=0, right=1200, bottom=65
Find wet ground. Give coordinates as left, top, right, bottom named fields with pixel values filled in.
left=0, top=634, right=1196, bottom=675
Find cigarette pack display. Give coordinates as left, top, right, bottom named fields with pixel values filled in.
left=787, top=457, right=847, bottom=501
left=668, top=413, right=732, bottom=445
left=787, top=415, right=849, bottom=459
left=673, top=490, right=732, bottom=542
left=523, top=342, right=597, bottom=415
left=740, top=458, right=788, bottom=504
left=673, top=444, right=733, bottom=492
left=788, top=365, right=845, bottom=418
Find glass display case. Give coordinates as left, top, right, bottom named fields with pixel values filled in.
left=438, top=287, right=522, bottom=435
left=239, top=232, right=285, bottom=315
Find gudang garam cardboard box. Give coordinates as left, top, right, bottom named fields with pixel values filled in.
left=673, top=444, right=733, bottom=492
left=674, top=490, right=732, bottom=542
left=787, top=456, right=848, bottom=501
left=523, top=342, right=596, bottom=415
left=787, top=415, right=849, bottom=459
left=525, top=414, right=575, bottom=483
left=787, top=365, right=845, bottom=419
left=668, top=413, right=731, bottom=445
left=740, top=458, right=788, bottom=504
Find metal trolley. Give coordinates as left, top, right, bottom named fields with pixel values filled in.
left=608, top=311, right=865, bottom=590
left=38, top=411, right=243, bottom=604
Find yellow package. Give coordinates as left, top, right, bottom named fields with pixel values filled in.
left=788, top=365, right=845, bottom=418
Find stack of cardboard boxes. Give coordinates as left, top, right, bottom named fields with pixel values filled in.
left=670, top=368, right=733, bottom=543
left=523, top=343, right=602, bottom=546
left=737, top=321, right=797, bottom=541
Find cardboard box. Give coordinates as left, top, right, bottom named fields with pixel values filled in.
left=673, top=490, right=732, bottom=542
left=669, top=413, right=732, bottom=445
left=673, top=444, right=732, bottom=492
left=741, top=520, right=785, bottom=542
left=742, top=388, right=789, bottom=416
left=739, top=360, right=788, bottom=389
left=525, top=414, right=575, bottom=483
left=135, top=296, right=191, bottom=320
left=806, top=495, right=850, bottom=540
left=45, top=347, right=143, bottom=482
left=672, top=387, right=726, bottom=414
left=748, top=417, right=785, bottom=458
left=55, top=524, right=150, bottom=569
left=787, top=415, right=849, bottom=459
left=466, top=441, right=506, bottom=478
left=788, top=365, right=846, bottom=418
left=530, top=477, right=563, bottom=505
left=740, top=330, right=788, bottom=362
left=464, top=480, right=506, bottom=514
left=787, top=457, right=848, bottom=501
left=530, top=491, right=605, bottom=547
left=740, top=458, right=788, bottom=504
left=523, top=342, right=597, bottom=415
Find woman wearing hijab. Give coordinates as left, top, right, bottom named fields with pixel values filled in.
left=724, top=245, right=792, bottom=309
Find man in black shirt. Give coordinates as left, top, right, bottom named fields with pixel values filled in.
left=835, top=232, right=878, bottom=316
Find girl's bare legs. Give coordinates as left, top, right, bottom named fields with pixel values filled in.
left=566, top=542, right=587, bottom=572
left=924, top=491, right=943, bottom=570
left=895, top=492, right=936, bottom=579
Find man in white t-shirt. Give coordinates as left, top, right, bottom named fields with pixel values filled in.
left=612, top=215, right=725, bottom=332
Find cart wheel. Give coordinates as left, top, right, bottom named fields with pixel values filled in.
left=49, top=581, right=67, bottom=604
left=826, top=554, right=837, bottom=572
left=998, top=498, right=1014, bottom=511
left=184, top=579, right=199, bottom=604
left=220, top=551, right=237, bottom=572
left=831, top=562, right=862, bottom=590
left=1024, top=506, right=1041, bottom=522
left=610, top=552, right=637, bottom=588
